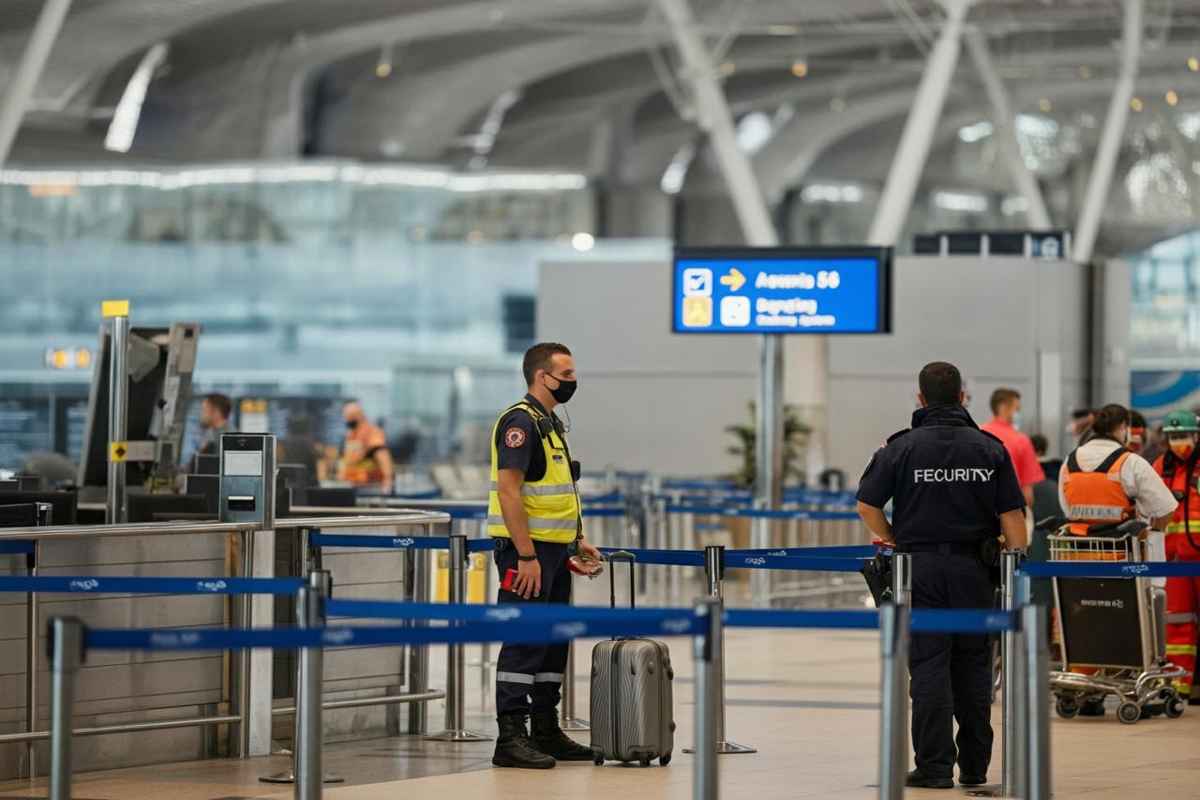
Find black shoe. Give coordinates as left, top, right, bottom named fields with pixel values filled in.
left=906, top=769, right=954, bottom=789
left=959, top=774, right=987, bottom=787
left=530, top=710, right=594, bottom=761
left=493, top=714, right=556, bottom=769
left=1078, top=699, right=1106, bottom=717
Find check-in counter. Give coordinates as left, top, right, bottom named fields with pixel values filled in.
left=0, top=510, right=447, bottom=780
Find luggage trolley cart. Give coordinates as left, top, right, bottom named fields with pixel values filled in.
left=1048, top=521, right=1189, bottom=724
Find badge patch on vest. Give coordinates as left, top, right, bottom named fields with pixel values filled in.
left=504, top=427, right=527, bottom=448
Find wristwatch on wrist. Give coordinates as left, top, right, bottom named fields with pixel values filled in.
left=517, top=553, right=537, bottom=562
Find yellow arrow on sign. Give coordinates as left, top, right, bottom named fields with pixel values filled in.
left=109, top=441, right=128, bottom=463
left=720, top=268, right=746, bottom=292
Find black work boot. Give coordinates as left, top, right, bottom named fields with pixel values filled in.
left=530, top=710, right=594, bottom=761
left=493, top=714, right=556, bottom=769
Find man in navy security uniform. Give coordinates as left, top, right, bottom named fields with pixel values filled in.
left=856, top=361, right=1028, bottom=789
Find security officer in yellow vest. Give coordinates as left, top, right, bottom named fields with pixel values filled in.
left=489, top=342, right=603, bottom=770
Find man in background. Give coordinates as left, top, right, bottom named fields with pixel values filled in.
left=196, top=393, right=233, bottom=457
left=981, top=388, right=1045, bottom=505
left=339, top=401, right=394, bottom=493
left=1030, top=434, right=1063, bottom=483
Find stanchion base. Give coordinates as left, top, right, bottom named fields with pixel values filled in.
left=560, top=716, right=590, bottom=732
left=964, top=787, right=1002, bottom=798
left=682, top=740, right=757, bottom=754
left=258, top=771, right=345, bottom=784
left=425, top=729, right=493, bottom=742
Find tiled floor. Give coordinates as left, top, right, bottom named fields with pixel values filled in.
left=3, top=623, right=1200, bottom=799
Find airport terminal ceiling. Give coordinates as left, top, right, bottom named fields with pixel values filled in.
left=2, top=1, right=1200, bottom=254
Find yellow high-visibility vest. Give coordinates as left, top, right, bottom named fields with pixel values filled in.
left=487, top=401, right=580, bottom=544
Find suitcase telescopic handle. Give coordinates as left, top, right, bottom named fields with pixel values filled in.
left=607, top=550, right=636, bottom=609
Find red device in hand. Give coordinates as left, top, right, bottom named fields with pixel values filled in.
left=501, top=568, right=519, bottom=592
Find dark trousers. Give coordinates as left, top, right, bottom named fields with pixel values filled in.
left=909, top=552, right=995, bottom=779
left=494, top=539, right=572, bottom=716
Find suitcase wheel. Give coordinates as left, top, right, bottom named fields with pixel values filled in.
left=659, top=753, right=672, bottom=767
left=639, top=756, right=652, bottom=767
left=593, top=754, right=605, bottom=766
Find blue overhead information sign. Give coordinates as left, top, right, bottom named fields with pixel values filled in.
left=672, top=247, right=892, bottom=335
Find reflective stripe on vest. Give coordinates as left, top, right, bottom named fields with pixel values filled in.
left=487, top=401, right=580, bottom=544
left=489, top=481, right=575, bottom=497
left=1063, top=448, right=1135, bottom=535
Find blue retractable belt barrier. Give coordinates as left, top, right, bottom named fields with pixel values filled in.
left=726, top=545, right=876, bottom=559
left=0, top=576, right=303, bottom=594
left=724, top=608, right=880, bottom=630
left=582, top=506, right=626, bottom=518
left=910, top=609, right=1016, bottom=634
left=467, top=538, right=497, bottom=553
left=309, top=533, right=453, bottom=550
left=582, top=490, right=624, bottom=504
left=663, top=505, right=858, bottom=521
left=0, top=541, right=35, bottom=556
left=723, top=607, right=1016, bottom=634
left=1019, top=561, right=1200, bottom=578
left=723, top=553, right=866, bottom=573
left=85, top=610, right=704, bottom=653
left=326, top=598, right=694, bottom=625
left=597, top=546, right=706, bottom=567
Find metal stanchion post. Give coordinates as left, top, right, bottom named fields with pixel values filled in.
left=560, top=637, right=589, bottom=731
left=294, top=580, right=324, bottom=800
left=693, top=598, right=720, bottom=800
left=653, top=496, right=667, bottom=601
left=892, top=552, right=912, bottom=606
left=479, top=518, right=494, bottom=714
left=750, top=514, right=770, bottom=608
left=407, top=535, right=432, bottom=735
left=24, top=542, right=38, bottom=778
left=685, top=546, right=753, bottom=755
left=262, top=572, right=342, bottom=787
left=48, top=616, right=83, bottom=800
left=237, top=529, right=254, bottom=759
left=427, top=534, right=490, bottom=741
left=105, top=303, right=130, bottom=524
left=1023, top=601, right=1051, bottom=800
left=1000, top=550, right=1023, bottom=797
left=877, top=602, right=910, bottom=800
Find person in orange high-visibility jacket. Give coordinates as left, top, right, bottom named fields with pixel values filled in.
left=1059, top=404, right=1177, bottom=715
left=1154, top=410, right=1200, bottom=701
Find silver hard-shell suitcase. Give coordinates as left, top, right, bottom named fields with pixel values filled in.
left=590, top=551, right=675, bottom=766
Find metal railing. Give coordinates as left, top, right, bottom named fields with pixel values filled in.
left=41, top=580, right=1049, bottom=800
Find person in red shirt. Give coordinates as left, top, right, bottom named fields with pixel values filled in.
left=981, top=388, right=1045, bottom=505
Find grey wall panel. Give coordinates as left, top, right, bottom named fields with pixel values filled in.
left=827, top=256, right=1090, bottom=475
left=537, top=259, right=758, bottom=475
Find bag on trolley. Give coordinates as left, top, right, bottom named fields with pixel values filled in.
left=590, top=550, right=675, bottom=767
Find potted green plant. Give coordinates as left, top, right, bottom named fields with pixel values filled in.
left=725, top=401, right=812, bottom=489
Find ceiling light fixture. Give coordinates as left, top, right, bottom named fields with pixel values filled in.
left=718, top=61, right=736, bottom=76
left=791, top=60, right=808, bottom=78
left=1167, top=90, right=1180, bottom=107
left=1038, top=98, right=1052, bottom=113
left=767, top=24, right=798, bottom=36
left=1078, top=65, right=1092, bottom=79
left=1189, top=56, right=1200, bottom=72
left=105, top=42, right=168, bottom=153
left=1131, top=96, right=1144, bottom=112
left=375, top=43, right=394, bottom=78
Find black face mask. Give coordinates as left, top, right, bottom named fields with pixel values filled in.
left=346, top=419, right=360, bottom=430
left=545, top=374, right=577, bottom=404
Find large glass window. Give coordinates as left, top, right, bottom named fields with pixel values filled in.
left=0, top=162, right=661, bottom=473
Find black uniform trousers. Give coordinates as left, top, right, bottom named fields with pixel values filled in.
left=909, top=551, right=995, bottom=779
left=494, top=538, right=572, bottom=716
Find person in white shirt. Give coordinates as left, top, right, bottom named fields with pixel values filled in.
left=1058, top=403, right=1178, bottom=535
